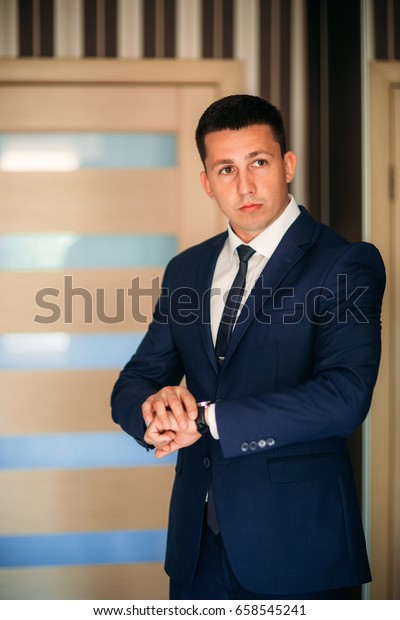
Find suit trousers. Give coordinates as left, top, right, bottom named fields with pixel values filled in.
left=169, top=514, right=359, bottom=600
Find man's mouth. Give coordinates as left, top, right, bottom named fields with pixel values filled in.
left=239, top=203, right=262, bottom=212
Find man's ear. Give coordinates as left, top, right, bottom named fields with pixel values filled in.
left=283, top=151, right=296, bottom=183
left=200, top=170, right=214, bottom=199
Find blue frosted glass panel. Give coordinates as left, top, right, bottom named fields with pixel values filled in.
left=0, top=530, right=167, bottom=567
left=0, top=432, right=176, bottom=470
left=0, top=234, right=176, bottom=270
left=0, top=333, right=143, bottom=370
left=0, top=133, right=176, bottom=170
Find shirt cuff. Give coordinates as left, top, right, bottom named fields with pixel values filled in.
left=207, top=403, right=219, bottom=439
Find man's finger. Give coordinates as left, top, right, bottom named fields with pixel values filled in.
left=182, top=392, right=198, bottom=420
left=142, top=399, right=155, bottom=426
left=152, top=394, right=174, bottom=430
left=144, top=428, right=175, bottom=447
left=167, top=393, right=189, bottom=430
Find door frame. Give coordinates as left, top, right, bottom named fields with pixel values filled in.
left=368, top=61, right=400, bottom=600
left=0, top=57, right=243, bottom=92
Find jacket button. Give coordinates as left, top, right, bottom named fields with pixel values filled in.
left=250, top=441, right=258, bottom=451
left=203, top=457, right=210, bottom=468
left=258, top=439, right=267, bottom=448
left=241, top=442, right=249, bottom=452
left=266, top=437, right=276, bottom=446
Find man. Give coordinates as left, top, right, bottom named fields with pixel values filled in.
left=111, top=95, right=385, bottom=600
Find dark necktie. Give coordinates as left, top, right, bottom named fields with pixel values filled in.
left=215, top=244, right=256, bottom=364
left=206, top=245, right=255, bottom=536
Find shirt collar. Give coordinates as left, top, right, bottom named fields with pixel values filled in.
left=227, top=195, right=301, bottom=260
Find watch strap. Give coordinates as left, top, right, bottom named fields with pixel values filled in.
left=195, top=401, right=211, bottom=436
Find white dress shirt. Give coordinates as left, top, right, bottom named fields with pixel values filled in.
left=207, top=195, right=301, bottom=439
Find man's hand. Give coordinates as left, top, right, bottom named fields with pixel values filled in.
left=144, top=409, right=200, bottom=458
left=142, top=386, right=198, bottom=431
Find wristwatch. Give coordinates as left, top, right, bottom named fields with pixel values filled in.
left=196, top=400, right=211, bottom=436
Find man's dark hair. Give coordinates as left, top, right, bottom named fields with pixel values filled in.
left=195, top=94, right=287, bottom=167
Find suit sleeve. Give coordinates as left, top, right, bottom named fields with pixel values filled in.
left=216, top=242, right=386, bottom=459
left=111, top=261, right=184, bottom=449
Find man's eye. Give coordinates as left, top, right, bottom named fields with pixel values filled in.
left=253, top=159, right=267, bottom=167
left=219, top=166, right=234, bottom=175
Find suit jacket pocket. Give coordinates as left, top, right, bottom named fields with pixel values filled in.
left=268, top=451, right=350, bottom=483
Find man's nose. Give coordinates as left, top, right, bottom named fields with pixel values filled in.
left=237, top=169, right=256, bottom=196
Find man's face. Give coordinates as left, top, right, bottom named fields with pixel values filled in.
left=200, top=124, right=296, bottom=243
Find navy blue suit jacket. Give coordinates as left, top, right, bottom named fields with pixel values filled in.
left=111, top=207, right=385, bottom=595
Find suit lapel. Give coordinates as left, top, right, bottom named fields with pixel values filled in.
left=196, top=232, right=227, bottom=374
left=222, top=208, right=318, bottom=368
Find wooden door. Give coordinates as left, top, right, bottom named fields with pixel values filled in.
left=0, top=59, right=242, bottom=600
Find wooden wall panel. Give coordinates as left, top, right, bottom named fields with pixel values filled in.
left=0, top=269, right=162, bottom=333
left=0, top=563, right=169, bottom=600
left=0, top=170, right=177, bottom=234
left=0, top=85, right=178, bottom=131
left=0, top=467, right=174, bottom=534
left=0, top=370, right=118, bottom=434
left=177, top=85, right=227, bottom=249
